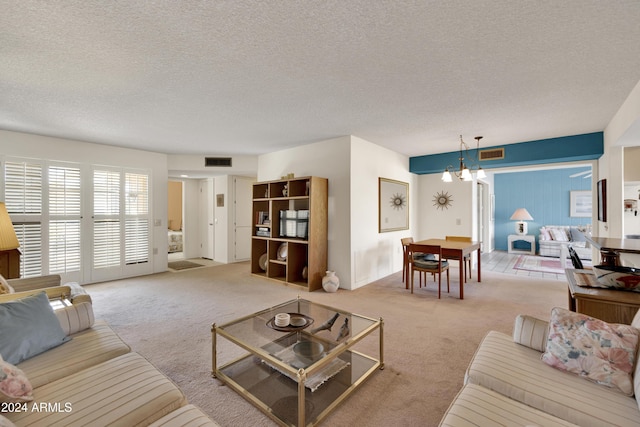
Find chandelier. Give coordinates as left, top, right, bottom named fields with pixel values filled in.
left=441, top=135, right=486, bottom=182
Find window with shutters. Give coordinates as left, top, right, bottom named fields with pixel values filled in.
left=3, top=159, right=151, bottom=280
left=49, top=165, right=81, bottom=274
left=93, top=169, right=121, bottom=269
left=4, top=160, right=43, bottom=277
left=125, top=173, right=149, bottom=265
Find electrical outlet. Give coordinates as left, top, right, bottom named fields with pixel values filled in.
left=456, top=218, right=461, bottom=225
left=154, top=219, right=162, bottom=227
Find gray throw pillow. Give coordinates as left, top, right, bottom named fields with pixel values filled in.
left=569, top=227, right=587, bottom=242
left=0, top=292, right=70, bottom=365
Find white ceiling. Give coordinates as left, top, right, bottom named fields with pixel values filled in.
left=2, top=1, right=640, bottom=158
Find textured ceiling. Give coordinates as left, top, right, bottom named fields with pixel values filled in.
left=1, top=1, right=640, bottom=158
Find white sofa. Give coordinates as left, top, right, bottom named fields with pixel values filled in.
left=539, top=225, right=593, bottom=260
left=440, top=309, right=640, bottom=426
left=0, top=288, right=219, bottom=427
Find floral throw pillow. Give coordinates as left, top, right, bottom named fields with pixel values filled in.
left=0, top=354, right=33, bottom=403
left=542, top=307, right=639, bottom=395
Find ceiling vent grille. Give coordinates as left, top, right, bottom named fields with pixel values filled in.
left=205, top=157, right=232, bottom=167
left=479, top=148, right=504, bottom=161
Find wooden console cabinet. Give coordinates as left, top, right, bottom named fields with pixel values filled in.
left=251, top=176, right=328, bottom=291
left=566, top=269, right=640, bottom=324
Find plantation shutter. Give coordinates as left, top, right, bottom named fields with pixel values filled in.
left=124, top=173, right=149, bottom=265
left=4, top=160, right=43, bottom=277
left=93, top=169, right=121, bottom=269
left=49, top=165, right=81, bottom=273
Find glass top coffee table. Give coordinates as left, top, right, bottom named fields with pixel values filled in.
left=211, top=298, right=384, bottom=426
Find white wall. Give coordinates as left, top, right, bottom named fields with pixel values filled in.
left=0, top=129, right=169, bottom=279
left=258, top=136, right=352, bottom=287
left=417, top=173, right=474, bottom=240
left=350, top=136, right=416, bottom=289
left=607, top=79, right=640, bottom=148
left=167, top=154, right=258, bottom=177
left=602, top=78, right=640, bottom=238
left=624, top=147, right=640, bottom=182
left=624, top=148, right=640, bottom=238
left=624, top=183, right=640, bottom=237
left=258, top=135, right=414, bottom=290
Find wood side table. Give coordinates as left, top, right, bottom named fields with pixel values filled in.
left=0, top=248, right=20, bottom=279
left=507, top=234, right=535, bottom=255
left=565, top=269, right=640, bottom=324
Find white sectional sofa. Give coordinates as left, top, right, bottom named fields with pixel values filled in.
left=440, top=309, right=640, bottom=426
left=539, top=225, right=593, bottom=260
left=0, top=282, right=219, bottom=427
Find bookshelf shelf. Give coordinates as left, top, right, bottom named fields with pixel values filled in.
left=250, top=176, right=328, bottom=291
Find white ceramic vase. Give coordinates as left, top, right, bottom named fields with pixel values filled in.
left=322, top=270, right=339, bottom=292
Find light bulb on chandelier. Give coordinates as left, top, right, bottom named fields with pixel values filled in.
left=442, top=135, right=486, bottom=182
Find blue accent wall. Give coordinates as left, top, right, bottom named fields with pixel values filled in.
left=410, top=132, right=603, bottom=175
left=494, top=167, right=592, bottom=251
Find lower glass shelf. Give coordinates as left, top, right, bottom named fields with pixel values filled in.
left=217, top=350, right=379, bottom=426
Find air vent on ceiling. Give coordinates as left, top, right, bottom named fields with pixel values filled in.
left=205, top=157, right=232, bottom=167
left=479, top=148, right=504, bottom=161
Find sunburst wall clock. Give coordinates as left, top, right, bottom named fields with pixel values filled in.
left=433, top=190, right=453, bottom=210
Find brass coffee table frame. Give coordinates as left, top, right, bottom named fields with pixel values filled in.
left=211, top=298, right=384, bottom=426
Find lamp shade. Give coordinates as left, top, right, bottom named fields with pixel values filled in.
left=510, top=208, right=533, bottom=221
left=0, top=202, right=20, bottom=251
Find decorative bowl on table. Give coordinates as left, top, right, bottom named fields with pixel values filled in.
left=293, top=341, right=324, bottom=362
left=592, top=264, right=640, bottom=291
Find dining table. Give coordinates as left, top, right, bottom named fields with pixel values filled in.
left=415, top=238, right=481, bottom=299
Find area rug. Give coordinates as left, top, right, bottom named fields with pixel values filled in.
left=513, top=255, right=572, bottom=274
left=168, top=260, right=204, bottom=271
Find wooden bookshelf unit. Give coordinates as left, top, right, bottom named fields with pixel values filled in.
left=251, top=176, right=328, bottom=291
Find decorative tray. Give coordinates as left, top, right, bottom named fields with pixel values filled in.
left=266, top=313, right=314, bottom=332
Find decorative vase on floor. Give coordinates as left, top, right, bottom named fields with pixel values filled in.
left=322, top=270, right=339, bottom=293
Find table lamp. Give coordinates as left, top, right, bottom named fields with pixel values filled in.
left=510, top=208, right=533, bottom=235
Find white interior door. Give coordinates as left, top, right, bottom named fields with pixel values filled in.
left=199, top=179, right=214, bottom=259
left=207, top=178, right=215, bottom=259
left=234, top=177, right=253, bottom=261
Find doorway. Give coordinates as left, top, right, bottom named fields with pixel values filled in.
left=168, top=180, right=184, bottom=260
left=476, top=181, right=491, bottom=253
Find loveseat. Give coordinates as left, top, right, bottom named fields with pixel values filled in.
left=539, top=225, right=593, bottom=260
left=2, top=274, right=91, bottom=305
left=440, top=308, right=640, bottom=426
left=0, top=284, right=219, bottom=426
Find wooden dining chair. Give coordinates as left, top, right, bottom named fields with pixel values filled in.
left=402, top=237, right=436, bottom=288
left=445, top=235, right=472, bottom=283
left=400, top=237, right=413, bottom=288
left=408, top=243, right=449, bottom=298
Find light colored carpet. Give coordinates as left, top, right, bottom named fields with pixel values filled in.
left=85, top=261, right=568, bottom=427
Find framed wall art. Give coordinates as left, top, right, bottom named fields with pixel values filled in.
left=570, top=190, right=592, bottom=217
left=379, top=177, right=409, bottom=233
